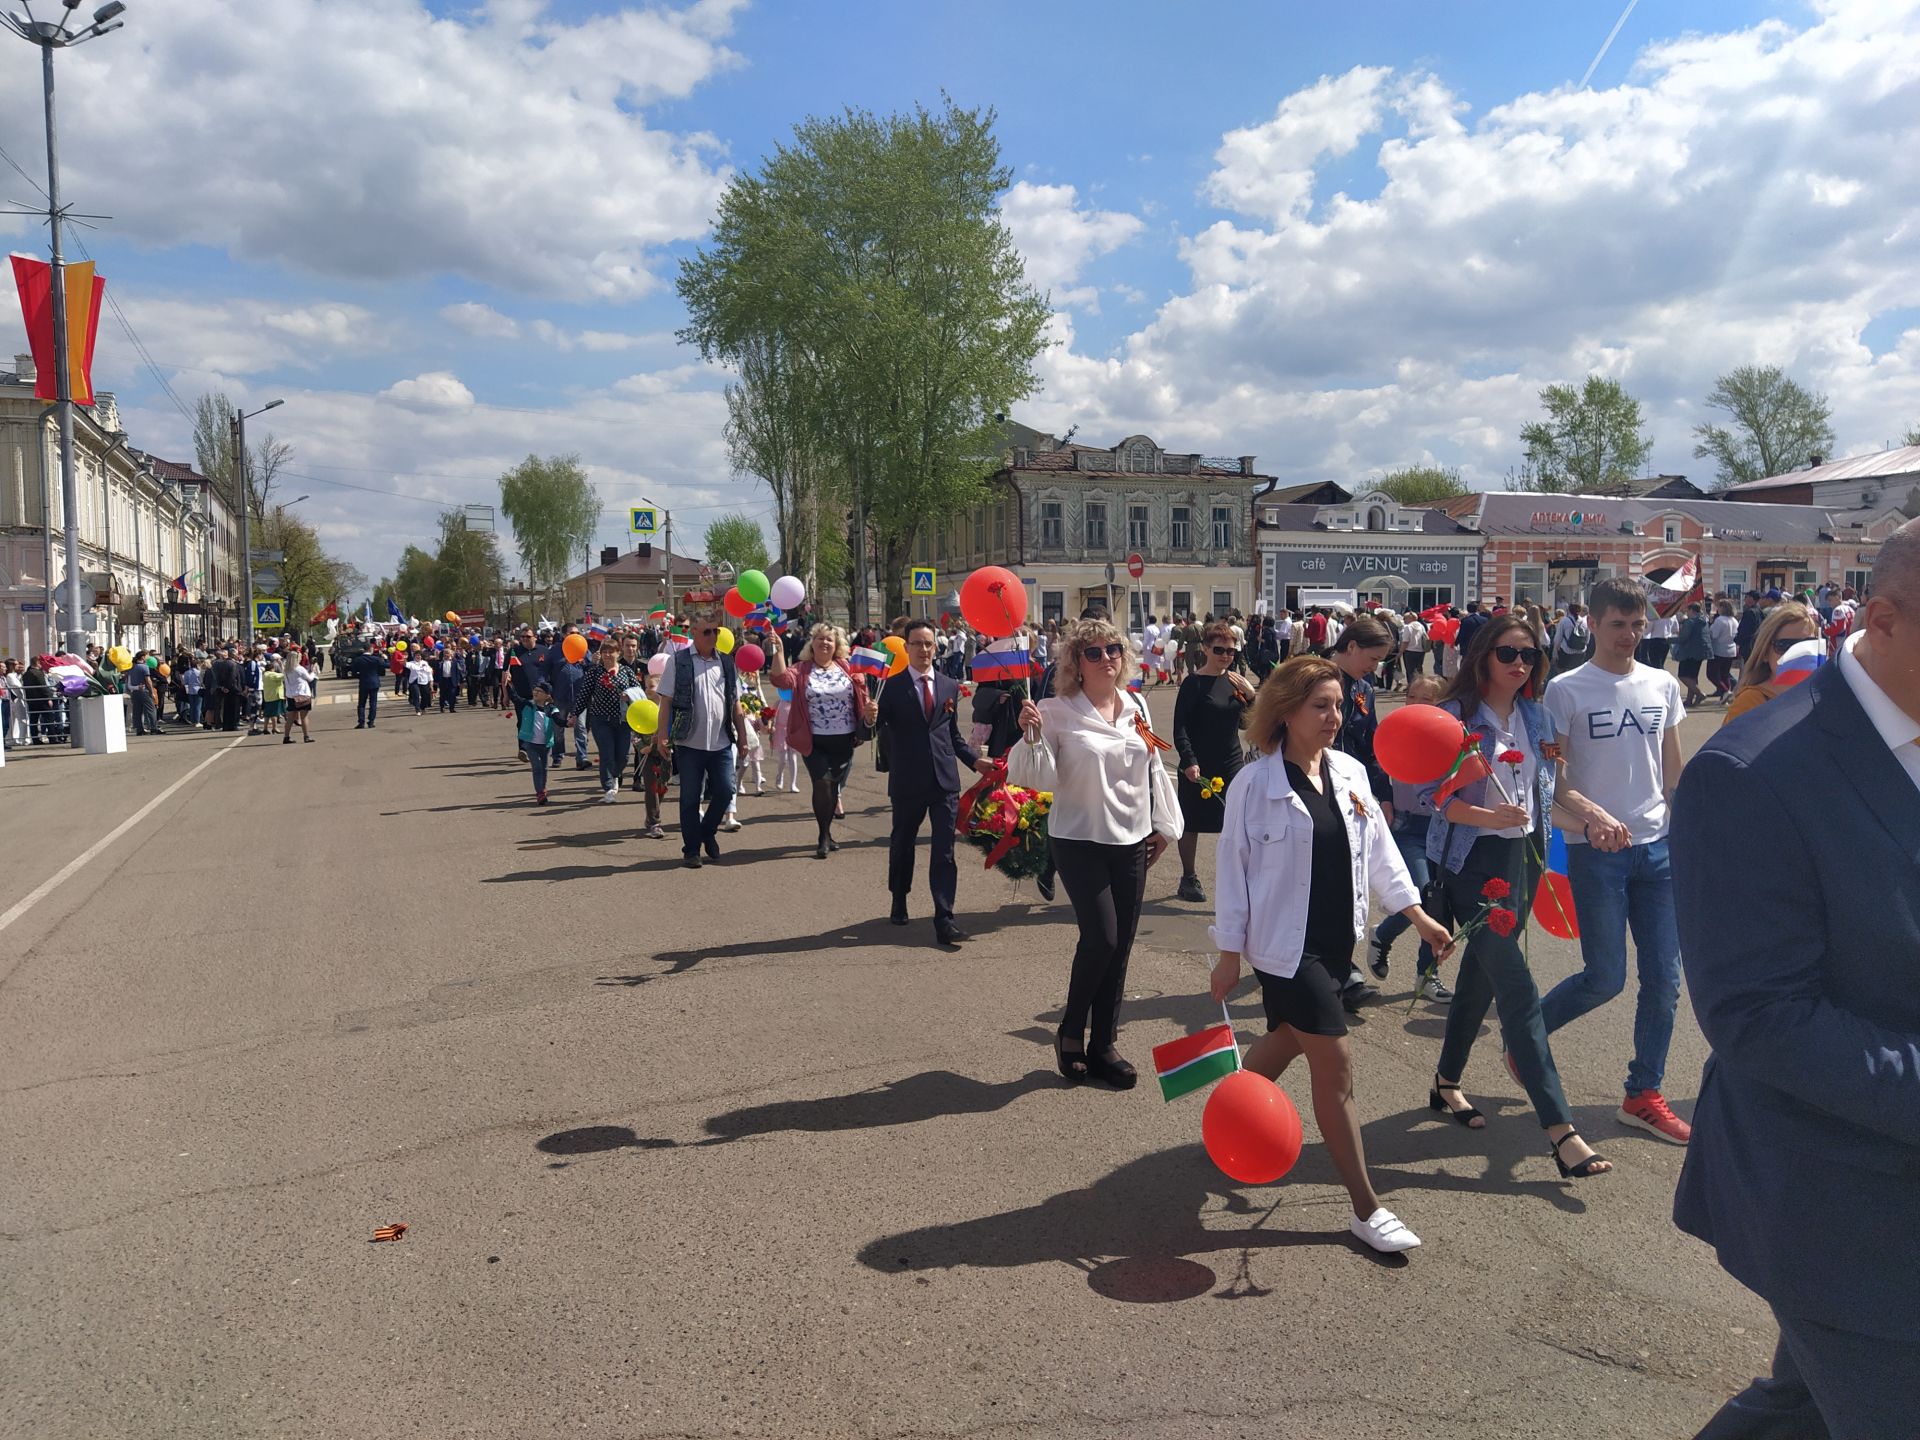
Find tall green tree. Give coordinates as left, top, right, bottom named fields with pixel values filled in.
left=1691, top=365, right=1836, bottom=491
left=431, top=509, right=503, bottom=615
left=704, top=513, right=771, bottom=575
left=387, top=545, right=438, bottom=620
left=259, top=508, right=363, bottom=627
left=499, top=454, right=601, bottom=613
left=191, top=393, right=238, bottom=504
left=1371, top=465, right=1469, bottom=506
left=1517, top=376, right=1653, bottom=494
left=724, top=333, right=843, bottom=593
left=678, top=99, right=1050, bottom=622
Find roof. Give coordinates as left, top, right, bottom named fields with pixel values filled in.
left=1262, top=480, right=1352, bottom=505
left=1457, top=491, right=1876, bottom=544
left=130, top=453, right=211, bottom=485
left=1258, top=499, right=1473, bottom=536
left=568, top=549, right=708, bottom=584
left=1605, top=473, right=1704, bottom=499
left=1730, top=445, right=1920, bottom=493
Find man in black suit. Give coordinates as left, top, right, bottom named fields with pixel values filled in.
left=1671, top=516, right=1920, bottom=1439
left=877, top=618, right=993, bottom=946
left=210, top=646, right=241, bottom=732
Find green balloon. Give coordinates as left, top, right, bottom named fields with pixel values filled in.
left=145, top=656, right=159, bottom=670
left=736, top=568, right=771, bottom=605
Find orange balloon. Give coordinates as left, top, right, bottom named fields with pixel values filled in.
left=1201, top=1070, right=1303, bottom=1185
left=561, top=633, right=589, bottom=664
left=881, top=634, right=908, bottom=676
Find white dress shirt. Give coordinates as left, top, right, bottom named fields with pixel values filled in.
left=1006, top=692, right=1182, bottom=844
left=1838, top=631, right=1920, bottom=795
left=659, top=651, right=732, bottom=751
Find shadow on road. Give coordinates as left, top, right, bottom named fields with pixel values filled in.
left=642, top=906, right=1039, bottom=975
left=702, top=1068, right=1057, bottom=1142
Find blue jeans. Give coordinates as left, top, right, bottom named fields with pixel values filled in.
left=588, top=712, right=631, bottom=792
left=1373, top=815, right=1436, bottom=975
left=676, top=743, right=736, bottom=855
left=1540, top=838, right=1681, bottom=1096
left=522, top=740, right=549, bottom=796
left=572, top=710, right=589, bottom=764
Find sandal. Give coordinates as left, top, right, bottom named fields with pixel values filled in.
left=1087, top=1048, right=1138, bottom=1090
left=1429, top=1074, right=1485, bottom=1129
left=1053, top=1032, right=1088, bottom=1084
left=1550, top=1129, right=1614, bottom=1179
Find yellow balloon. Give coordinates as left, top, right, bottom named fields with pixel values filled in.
left=715, top=626, right=735, bottom=655
left=882, top=634, right=908, bottom=676
left=393, top=640, right=407, bottom=652
left=626, top=697, right=660, bottom=734
left=108, top=645, right=132, bottom=671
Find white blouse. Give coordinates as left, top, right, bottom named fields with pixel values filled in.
left=1471, top=700, right=1540, bottom=838
left=1005, top=693, right=1182, bottom=845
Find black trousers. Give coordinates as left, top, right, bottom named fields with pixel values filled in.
left=888, top=788, right=960, bottom=922
left=1051, top=835, right=1149, bottom=1050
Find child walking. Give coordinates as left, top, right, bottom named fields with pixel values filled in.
left=261, top=658, right=285, bottom=735
left=630, top=670, right=669, bottom=838
left=517, top=682, right=563, bottom=804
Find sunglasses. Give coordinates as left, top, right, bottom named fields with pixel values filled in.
left=1492, top=645, right=1542, bottom=666
left=1080, top=642, right=1126, bottom=662
left=695, top=628, right=719, bottom=637
left=1210, top=645, right=1239, bottom=657
left=1770, top=634, right=1815, bottom=655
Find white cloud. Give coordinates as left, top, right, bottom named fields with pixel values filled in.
left=1000, top=182, right=1145, bottom=309
left=441, top=303, right=520, bottom=340
left=0, top=0, right=742, bottom=301
left=528, top=320, right=664, bottom=353
left=380, top=372, right=476, bottom=411
left=1205, top=66, right=1391, bottom=222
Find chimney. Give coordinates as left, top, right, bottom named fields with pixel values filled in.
left=599, top=546, right=618, bottom=567
left=1239, top=456, right=1255, bottom=475
left=13, top=353, right=33, bottom=383
left=1808, top=454, right=1824, bottom=468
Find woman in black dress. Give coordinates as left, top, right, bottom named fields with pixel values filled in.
left=1172, top=619, right=1256, bottom=903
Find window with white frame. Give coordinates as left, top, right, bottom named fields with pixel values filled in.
left=1211, top=505, right=1232, bottom=549
left=1663, top=519, right=1681, bottom=545
left=1172, top=589, right=1192, bottom=618
left=1039, top=501, right=1063, bottom=548
left=1845, top=567, right=1872, bottom=597
left=1042, top=590, right=1065, bottom=623
left=1170, top=505, right=1192, bottom=549
left=1721, top=566, right=1748, bottom=599
left=1512, top=564, right=1547, bottom=608
left=1085, top=501, right=1108, bottom=550
left=1127, top=504, right=1149, bottom=548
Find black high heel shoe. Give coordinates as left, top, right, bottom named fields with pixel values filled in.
left=1429, top=1074, right=1485, bottom=1129
left=1054, top=1033, right=1088, bottom=1084
left=1550, top=1129, right=1613, bottom=1179
left=1087, top=1048, right=1138, bottom=1090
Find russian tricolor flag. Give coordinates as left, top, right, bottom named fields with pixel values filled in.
left=586, top=622, right=609, bottom=642
left=970, top=647, right=1030, bottom=682
left=1772, top=638, right=1827, bottom=688
left=848, top=645, right=890, bottom=677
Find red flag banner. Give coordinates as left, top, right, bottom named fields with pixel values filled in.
left=9, top=254, right=106, bottom=406
left=310, top=601, right=340, bottom=626
left=1647, top=555, right=1701, bottom=619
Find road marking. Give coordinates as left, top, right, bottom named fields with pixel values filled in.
left=0, top=735, right=248, bottom=939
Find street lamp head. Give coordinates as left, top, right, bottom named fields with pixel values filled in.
left=93, top=1, right=126, bottom=21
left=263, top=399, right=284, bottom=412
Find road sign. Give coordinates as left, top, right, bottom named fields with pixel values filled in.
left=20, top=601, right=45, bottom=613
left=1126, top=552, right=1144, bottom=580
left=249, top=548, right=284, bottom=565
left=629, top=506, right=659, bottom=536
left=252, top=567, right=283, bottom=592
left=253, top=598, right=285, bottom=629
left=910, top=565, right=936, bottom=595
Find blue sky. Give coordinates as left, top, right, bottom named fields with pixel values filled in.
left=4, top=0, right=1915, bottom=588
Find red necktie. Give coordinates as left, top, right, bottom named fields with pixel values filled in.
left=922, top=675, right=935, bottom=720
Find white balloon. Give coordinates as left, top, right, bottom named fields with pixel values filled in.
left=769, top=575, right=806, bottom=611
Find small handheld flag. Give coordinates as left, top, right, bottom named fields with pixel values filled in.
left=1152, top=1022, right=1241, bottom=1101
left=1771, top=638, right=1826, bottom=689
left=969, top=647, right=1030, bottom=682
left=848, top=645, right=890, bottom=677
left=387, top=597, right=403, bottom=621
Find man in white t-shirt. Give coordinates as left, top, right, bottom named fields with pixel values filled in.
left=1541, top=577, right=1691, bottom=1145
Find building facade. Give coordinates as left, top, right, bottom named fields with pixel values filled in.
left=1450, top=492, right=1905, bottom=607
left=1726, top=444, right=1920, bottom=514
left=1, top=355, right=223, bottom=658
left=919, top=430, right=1271, bottom=627
left=1257, top=489, right=1482, bottom=615
left=560, top=546, right=711, bottom=623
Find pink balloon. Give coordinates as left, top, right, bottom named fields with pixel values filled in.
left=734, top=642, right=766, bottom=674
left=646, top=653, right=668, bottom=677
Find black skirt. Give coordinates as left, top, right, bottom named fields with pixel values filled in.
left=1255, top=943, right=1355, bottom=1038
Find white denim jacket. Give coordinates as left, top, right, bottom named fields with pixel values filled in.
left=1209, top=747, right=1420, bottom=978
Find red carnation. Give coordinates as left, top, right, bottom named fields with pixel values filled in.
left=1480, top=877, right=1512, bottom=900
left=1498, top=749, right=1524, bottom=765
left=1486, top=907, right=1519, bottom=937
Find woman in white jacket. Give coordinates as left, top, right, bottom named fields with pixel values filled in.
left=1209, top=656, right=1453, bottom=1253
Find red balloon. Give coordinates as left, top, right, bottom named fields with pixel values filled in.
left=1374, top=703, right=1472, bottom=784
left=1201, top=1071, right=1303, bottom=1185
left=959, top=565, right=1027, bottom=639
left=723, top=587, right=752, bottom=618
left=734, top=642, right=766, bottom=674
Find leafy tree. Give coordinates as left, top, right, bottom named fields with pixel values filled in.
left=387, top=545, right=438, bottom=620
left=431, top=509, right=502, bottom=615
left=257, top=508, right=363, bottom=628
left=1692, top=365, right=1836, bottom=491
left=724, top=333, right=844, bottom=594
left=498, top=454, right=601, bottom=614
left=1517, top=376, right=1653, bottom=494
left=679, top=99, right=1050, bottom=622
left=705, top=512, right=771, bottom=575
left=1371, top=465, right=1468, bottom=506
left=1901, top=423, right=1920, bottom=447
left=191, top=392, right=238, bottom=504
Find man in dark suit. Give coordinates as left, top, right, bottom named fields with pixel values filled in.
left=210, top=647, right=241, bottom=731
left=877, top=618, right=993, bottom=946
left=1670, top=516, right=1920, bottom=1439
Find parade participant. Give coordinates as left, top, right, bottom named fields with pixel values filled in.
left=352, top=638, right=385, bottom=728
left=1671, top=518, right=1920, bottom=1439
left=1012, top=617, right=1180, bottom=1086
left=571, top=639, right=641, bottom=804
left=1539, top=577, right=1690, bottom=1145
left=1549, top=601, right=1592, bottom=677
left=437, top=644, right=464, bottom=712
left=1210, top=656, right=1451, bottom=1253
left=517, top=681, right=563, bottom=805
left=1671, top=601, right=1710, bottom=707
left=1326, top=613, right=1395, bottom=1010
left=1706, top=598, right=1739, bottom=700
left=631, top=666, right=669, bottom=839
left=653, top=610, right=748, bottom=868
left=211, top=647, right=241, bottom=731
left=506, top=625, right=543, bottom=751
left=1415, top=617, right=1611, bottom=1175
left=262, top=657, right=285, bottom=735
left=1398, top=610, right=1428, bottom=678
left=465, top=637, right=488, bottom=709
left=180, top=653, right=203, bottom=727
left=406, top=650, right=434, bottom=714
left=389, top=640, right=407, bottom=697
left=874, top=619, right=983, bottom=940
left=282, top=646, right=316, bottom=744
left=769, top=623, right=870, bottom=859
left=1171, top=619, right=1255, bottom=904
left=126, top=652, right=160, bottom=737
left=1721, top=601, right=1819, bottom=724
left=766, top=676, right=800, bottom=793
left=1365, top=674, right=1453, bottom=1002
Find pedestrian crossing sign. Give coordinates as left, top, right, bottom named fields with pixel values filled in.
left=910, top=566, right=936, bottom=595
left=253, top=598, right=284, bottom=628
left=629, top=507, right=659, bottom=536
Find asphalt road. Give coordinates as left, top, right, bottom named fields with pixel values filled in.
left=0, top=682, right=1772, bottom=1439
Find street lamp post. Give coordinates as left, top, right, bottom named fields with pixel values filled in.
left=639, top=495, right=674, bottom=614
left=2, top=2, right=129, bottom=655
left=231, top=398, right=283, bottom=642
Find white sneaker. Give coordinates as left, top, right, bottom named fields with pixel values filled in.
left=602, top=787, right=618, bottom=804
left=1350, top=1208, right=1421, bottom=1253
left=719, top=816, right=742, bottom=832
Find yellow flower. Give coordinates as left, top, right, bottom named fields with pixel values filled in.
left=1017, top=818, right=1029, bottom=830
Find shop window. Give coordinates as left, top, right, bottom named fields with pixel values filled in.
left=1511, top=564, right=1547, bottom=608
left=1042, top=590, right=1065, bottom=624
left=1720, top=567, right=1748, bottom=600
left=1845, top=567, right=1872, bottom=597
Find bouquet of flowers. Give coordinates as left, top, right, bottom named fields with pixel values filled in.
left=956, top=762, right=1052, bottom=881
left=1410, top=876, right=1518, bottom=1011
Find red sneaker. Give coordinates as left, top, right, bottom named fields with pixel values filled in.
left=536, top=790, right=548, bottom=806
left=1620, top=1090, right=1690, bottom=1145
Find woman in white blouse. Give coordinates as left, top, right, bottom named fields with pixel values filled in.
left=1209, top=656, right=1453, bottom=1253
left=769, top=623, right=878, bottom=859
left=1012, top=617, right=1182, bottom=1089
left=281, top=646, right=316, bottom=744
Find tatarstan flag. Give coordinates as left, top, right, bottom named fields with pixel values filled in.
left=1151, top=1023, right=1239, bottom=1101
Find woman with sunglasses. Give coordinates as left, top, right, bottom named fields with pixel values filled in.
left=1417, top=616, right=1614, bottom=1181
left=1013, top=618, right=1182, bottom=1089
left=1172, top=619, right=1257, bottom=903
left=1721, top=601, right=1820, bottom=725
